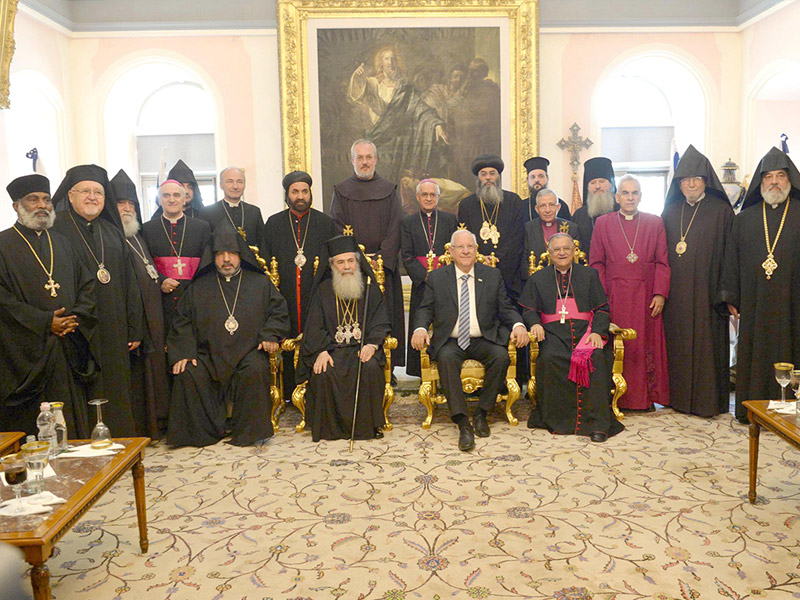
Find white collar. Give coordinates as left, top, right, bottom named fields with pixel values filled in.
left=224, top=199, right=241, bottom=208
left=455, top=264, right=475, bottom=279
left=163, top=214, right=183, bottom=224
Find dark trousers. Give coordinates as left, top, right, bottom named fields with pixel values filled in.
left=437, top=336, right=510, bottom=421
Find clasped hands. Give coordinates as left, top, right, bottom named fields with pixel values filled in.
left=313, top=344, right=377, bottom=374
left=530, top=324, right=603, bottom=349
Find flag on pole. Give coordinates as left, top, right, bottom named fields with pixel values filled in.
left=570, top=173, right=582, bottom=214
left=25, top=148, right=47, bottom=176
left=666, top=139, right=679, bottom=188
left=780, top=133, right=790, bottom=154
left=157, top=146, right=168, bottom=186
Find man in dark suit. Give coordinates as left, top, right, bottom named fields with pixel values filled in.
left=411, top=229, right=529, bottom=451
left=523, top=189, right=583, bottom=284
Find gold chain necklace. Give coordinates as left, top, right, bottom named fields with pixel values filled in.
left=216, top=269, right=243, bottom=335
left=13, top=226, right=60, bottom=297
left=334, top=296, right=360, bottom=344
left=478, top=200, right=500, bottom=247
left=617, top=211, right=641, bottom=263
left=418, top=210, right=439, bottom=260
left=126, top=236, right=160, bottom=281
left=160, top=215, right=188, bottom=277
left=675, top=199, right=701, bottom=256
left=288, top=210, right=311, bottom=269
left=223, top=201, right=247, bottom=241
left=761, top=197, right=790, bottom=280
left=68, top=211, right=110, bottom=284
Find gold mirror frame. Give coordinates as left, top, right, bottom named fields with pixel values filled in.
left=277, top=0, right=538, bottom=195
left=0, top=0, right=18, bottom=109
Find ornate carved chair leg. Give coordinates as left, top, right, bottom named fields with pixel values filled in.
left=292, top=381, right=308, bottom=433
left=611, top=373, right=626, bottom=421
left=383, top=383, right=395, bottom=431
left=270, top=385, right=283, bottom=432
left=419, top=382, right=434, bottom=429
left=505, top=379, right=520, bottom=426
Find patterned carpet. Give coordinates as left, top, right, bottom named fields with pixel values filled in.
left=41, top=398, right=800, bottom=600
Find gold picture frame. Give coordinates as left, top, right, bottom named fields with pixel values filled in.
left=277, top=0, right=538, bottom=203
left=0, top=0, right=19, bottom=109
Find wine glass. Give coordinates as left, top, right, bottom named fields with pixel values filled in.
left=774, top=362, right=794, bottom=401
left=791, top=370, right=800, bottom=400
left=21, top=441, right=50, bottom=495
left=89, top=399, right=112, bottom=449
left=1, top=454, right=27, bottom=513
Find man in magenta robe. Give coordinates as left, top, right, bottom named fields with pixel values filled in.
left=589, top=174, right=671, bottom=410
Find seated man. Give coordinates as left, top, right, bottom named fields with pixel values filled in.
left=411, top=229, right=529, bottom=451
left=519, top=233, right=623, bottom=442
left=167, top=223, right=290, bottom=447
left=298, top=235, right=391, bottom=442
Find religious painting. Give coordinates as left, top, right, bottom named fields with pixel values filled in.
left=277, top=0, right=538, bottom=215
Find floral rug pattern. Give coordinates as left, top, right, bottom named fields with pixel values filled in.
left=42, top=402, right=800, bottom=600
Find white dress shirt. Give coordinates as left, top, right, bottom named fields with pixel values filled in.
left=450, top=266, right=482, bottom=339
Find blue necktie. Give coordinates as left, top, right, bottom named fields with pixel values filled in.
left=458, top=274, right=470, bottom=350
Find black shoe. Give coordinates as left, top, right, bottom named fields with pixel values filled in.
left=374, top=427, right=384, bottom=439
left=473, top=411, right=490, bottom=438
left=390, top=373, right=398, bottom=387
left=458, top=422, right=475, bottom=451
left=590, top=431, right=608, bottom=443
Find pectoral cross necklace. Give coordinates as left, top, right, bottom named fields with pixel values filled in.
left=418, top=209, right=438, bottom=265
left=479, top=200, right=501, bottom=247
left=335, top=296, right=361, bottom=344
left=161, top=215, right=187, bottom=276
left=762, top=197, right=790, bottom=280
left=13, top=226, right=60, bottom=297
left=554, top=265, right=573, bottom=324
left=68, top=211, right=110, bottom=284
left=217, top=269, right=243, bottom=334
left=617, top=211, right=641, bottom=263
left=289, top=210, right=311, bottom=269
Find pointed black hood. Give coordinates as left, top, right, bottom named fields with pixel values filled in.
left=52, top=164, right=123, bottom=231
left=741, top=147, right=800, bottom=211
left=663, top=145, right=727, bottom=210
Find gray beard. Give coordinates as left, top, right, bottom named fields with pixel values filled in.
left=17, top=205, right=55, bottom=231
left=762, top=186, right=789, bottom=207
left=477, top=180, right=502, bottom=204
left=332, top=268, right=365, bottom=301
left=121, top=215, right=141, bottom=238
left=587, top=189, right=616, bottom=218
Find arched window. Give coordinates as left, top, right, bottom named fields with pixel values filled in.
left=748, top=60, right=800, bottom=165
left=595, top=54, right=708, bottom=214
left=104, top=61, right=217, bottom=220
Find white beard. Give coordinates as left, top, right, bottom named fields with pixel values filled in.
left=762, top=186, right=789, bottom=208
left=16, top=204, right=55, bottom=231
left=587, top=189, right=616, bottom=218
left=477, top=180, right=502, bottom=204
left=332, top=268, right=365, bottom=301
left=121, top=214, right=141, bottom=238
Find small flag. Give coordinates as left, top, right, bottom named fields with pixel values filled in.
left=570, top=175, right=582, bottom=214
left=780, top=133, right=790, bottom=154
left=157, top=146, right=168, bottom=186
left=25, top=148, right=47, bottom=175
left=666, top=139, right=679, bottom=188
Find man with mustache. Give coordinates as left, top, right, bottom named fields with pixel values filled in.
left=52, top=164, right=144, bottom=437
left=330, top=139, right=405, bottom=377
left=262, top=170, right=336, bottom=401
left=520, top=156, right=571, bottom=224
left=721, top=147, right=800, bottom=424
left=112, top=169, right=170, bottom=438
left=571, top=157, right=619, bottom=256
left=0, top=174, right=97, bottom=437
left=456, top=154, right=525, bottom=302
left=299, top=235, right=391, bottom=442
left=166, top=223, right=289, bottom=447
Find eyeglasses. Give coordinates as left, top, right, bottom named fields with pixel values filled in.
left=451, top=244, right=476, bottom=251
left=71, top=188, right=105, bottom=199
left=680, top=177, right=704, bottom=184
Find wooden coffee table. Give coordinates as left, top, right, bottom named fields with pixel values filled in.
left=743, top=400, right=800, bottom=504
left=0, top=431, right=25, bottom=456
left=0, top=437, right=150, bottom=600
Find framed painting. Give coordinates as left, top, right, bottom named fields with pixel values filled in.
left=0, top=0, right=19, bottom=109
left=277, top=0, right=538, bottom=215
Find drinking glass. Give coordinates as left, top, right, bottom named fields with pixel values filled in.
left=21, top=441, right=50, bottom=495
left=89, top=399, right=112, bottom=449
left=1, top=454, right=27, bottom=513
left=790, top=370, right=800, bottom=399
left=774, top=362, right=794, bottom=401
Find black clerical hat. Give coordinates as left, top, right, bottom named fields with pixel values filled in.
left=471, top=154, right=504, bottom=176
left=741, top=147, right=800, bottom=211
left=282, top=170, right=312, bottom=191
left=111, top=169, right=143, bottom=225
left=326, top=234, right=359, bottom=258
left=7, top=174, right=49, bottom=201
left=52, top=164, right=123, bottom=231
left=663, top=145, right=727, bottom=209
left=524, top=157, right=550, bottom=174
left=168, top=159, right=198, bottom=185
left=582, top=157, right=616, bottom=201
left=212, top=222, right=241, bottom=253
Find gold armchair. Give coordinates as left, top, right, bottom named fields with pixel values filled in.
left=282, top=250, right=397, bottom=434
left=417, top=242, right=520, bottom=428
left=526, top=242, right=637, bottom=420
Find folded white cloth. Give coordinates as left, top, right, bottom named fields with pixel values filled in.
left=767, top=400, right=797, bottom=415
left=0, top=501, right=52, bottom=517
left=57, top=442, right=124, bottom=459
left=1, top=464, right=56, bottom=486
left=0, top=490, right=66, bottom=509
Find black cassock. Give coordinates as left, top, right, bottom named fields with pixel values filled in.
left=331, top=174, right=405, bottom=366
left=262, top=208, right=337, bottom=396
left=53, top=209, right=144, bottom=437
left=299, top=277, right=391, bottom=442
left=0, top=224, right=97, bottom=437
left=400, top=209, right=458, bottom=376
left=521, top=196, right=572, bottom=223
left=457, top=191, right=525, bottom=302
left=200, top=201, right=265, bottom=248
left=167, top=267, right=290, bottom=447
left=142, top=215, right=211, bottom=334
left=721, top=200, right=800, bottom=419
left=520, top=264, right=623, bottom=438
left=126, top=232, right=170, bottom=438
left=662, top=197, right=733, bottom=417
left=522, top=217, right=584, bottom=284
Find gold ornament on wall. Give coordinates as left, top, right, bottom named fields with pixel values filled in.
left=0, top=0, right=19, bottom=109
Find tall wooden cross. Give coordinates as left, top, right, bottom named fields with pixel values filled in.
left=557, top=122, right=593, bottom=173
